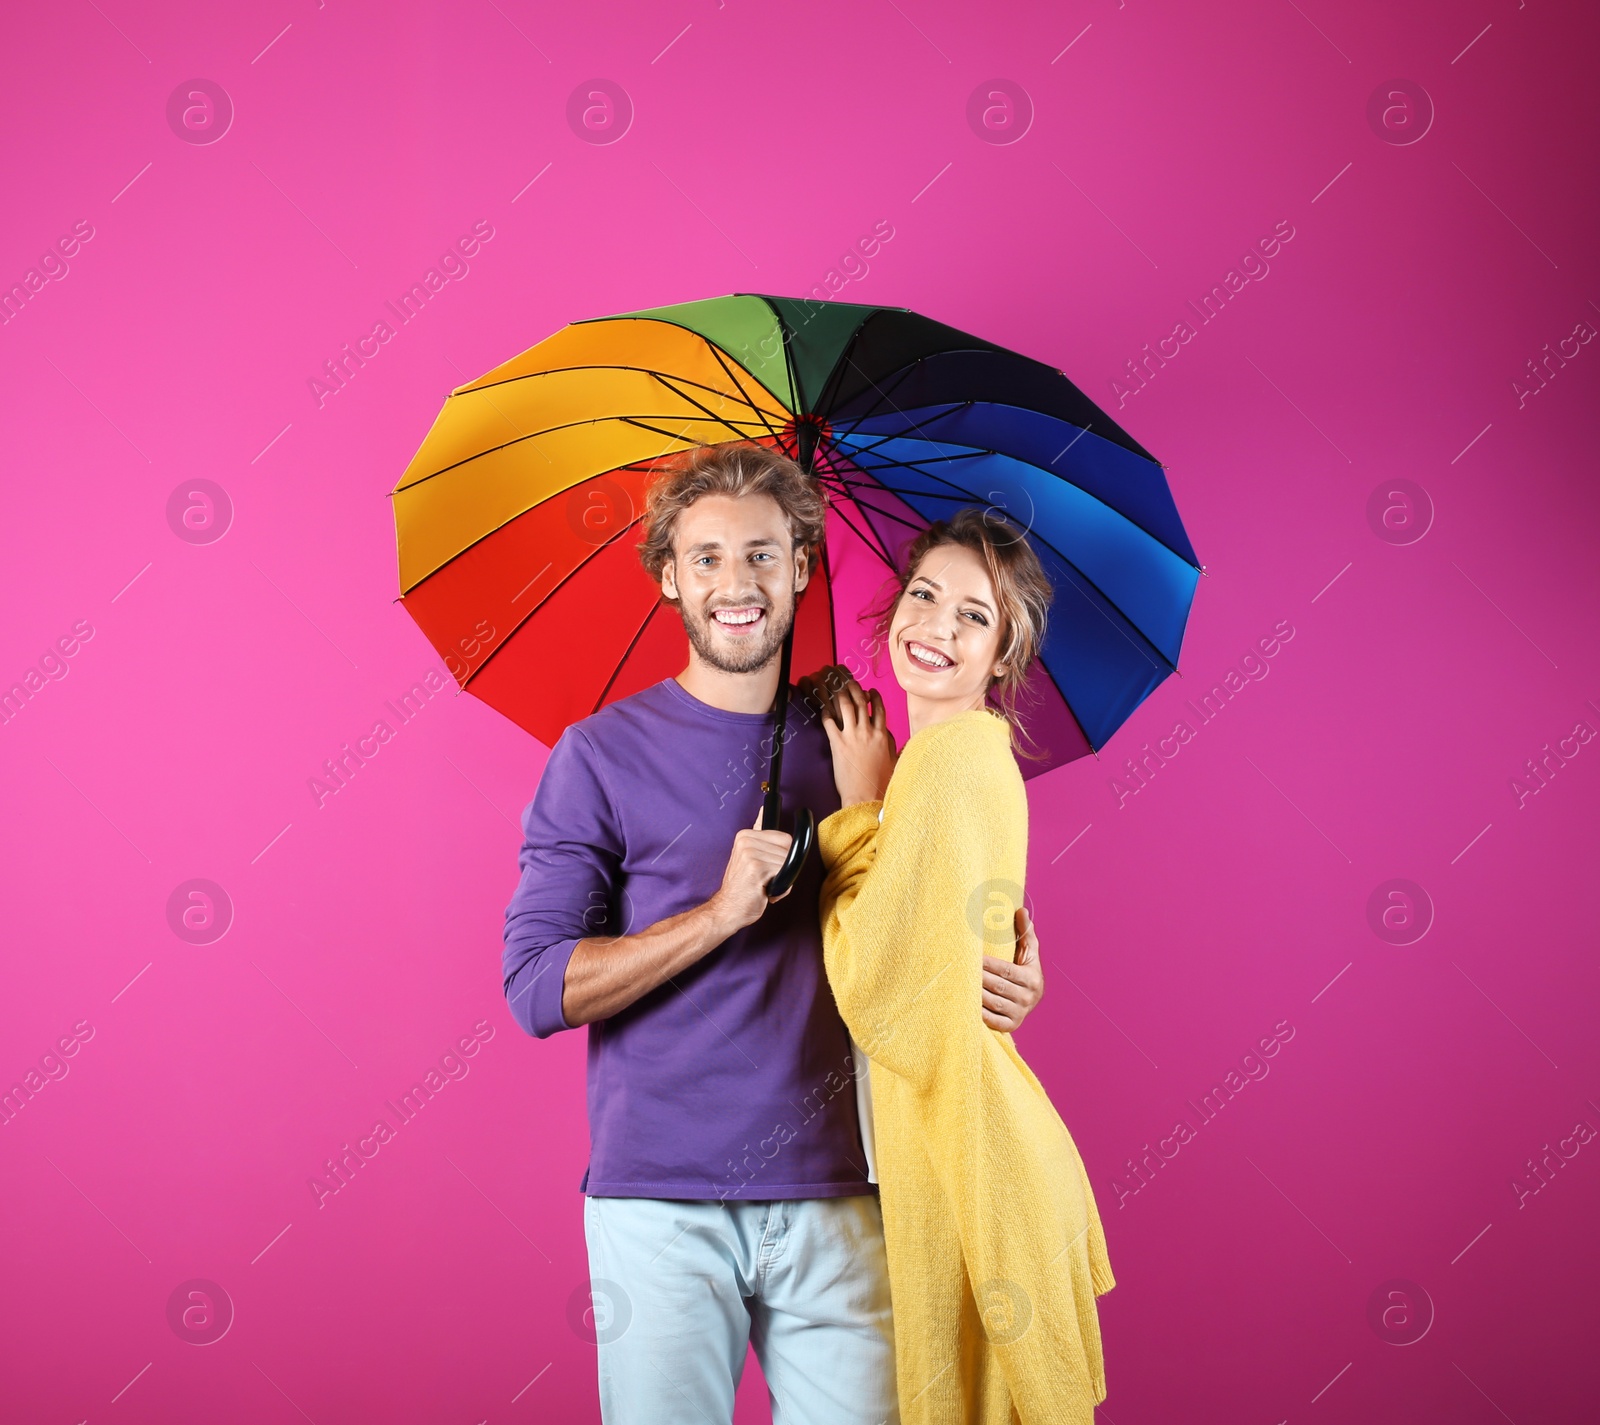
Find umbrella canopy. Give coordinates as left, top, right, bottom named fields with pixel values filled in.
left=391, top=294, right=1200, bottom=776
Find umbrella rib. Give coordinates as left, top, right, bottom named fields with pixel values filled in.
left=825, top=451, right=994, bottom=503
left=590, top=597, right=668, bottom=716
left=826, top=442, right=989, bottom=476
left=824, top=345, right=1038, bottom=437
left=1019, top=658, right=1103, bottom=759
left=837, top=430, right=1199, bottom=570
left=834, top=402, right=984, bottom=464
left=397, top=405, right=777, bottom=492
left=826, top=356, right=1040, bottom=497
left=823, top=486, right=902, bottom=574
left=825, top=355, right=939, bottom=442
left=830, top=375, right=1185, bottom=559
left=646, top=370, right=770, bottom=445
left=453, top=514, right=646, bottom=691
left=618, top=415, right=767, bottom=448
left=778, top=303, right=803, bottom=420
left=703, top=343, right=785, bottom=442
left=813, top=447, right=904, bottom=565
left=829, top=487, right=930, bottom=542
left=1045, top=563, right=1173, bottom=675
left=568, top=311, right=797, bottom=414
left=813, top=466, right=928, bottom=551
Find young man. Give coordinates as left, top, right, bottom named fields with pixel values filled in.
left=502, top=442, right=1045, bottom=1424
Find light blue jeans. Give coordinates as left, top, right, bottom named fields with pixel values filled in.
left=582, top=1193, right=899, bottom=1425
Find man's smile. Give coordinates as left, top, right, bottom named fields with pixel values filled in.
left=710, top=605, right=767, bottom=635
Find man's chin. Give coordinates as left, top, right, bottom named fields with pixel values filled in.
left=695, top=636, right=785, bottom=675
left=684, top=615, right=790, bottom=675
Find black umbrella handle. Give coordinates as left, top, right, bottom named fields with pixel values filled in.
left=766, top=809, right=814, bottom=900
left=762, top=617, right=813, bottom=899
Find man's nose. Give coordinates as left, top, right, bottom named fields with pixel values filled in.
left=711, top=573, right=762, bottom=602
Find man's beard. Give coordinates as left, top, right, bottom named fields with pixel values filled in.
left=678, top=594, right=795, bottom=674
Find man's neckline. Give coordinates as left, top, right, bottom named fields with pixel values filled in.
left=660, top=675, right=787, bottom=725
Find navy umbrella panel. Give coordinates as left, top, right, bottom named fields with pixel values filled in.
left=793, top=304, right=1199, bottom=768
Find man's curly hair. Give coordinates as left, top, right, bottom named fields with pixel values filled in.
left=637, top=442, right=827, bottom=586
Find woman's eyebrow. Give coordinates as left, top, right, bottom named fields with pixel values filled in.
left=912, top=574, right=995, bottom=616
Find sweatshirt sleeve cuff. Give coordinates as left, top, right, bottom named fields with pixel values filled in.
left=817, top=801, right=883, bottom=868
left=524, top=938, right=580, bottom=1038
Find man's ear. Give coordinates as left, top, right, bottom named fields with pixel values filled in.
left=659, top=560, right=679, bottom=603
left=793, top=543, right=813, bottom=594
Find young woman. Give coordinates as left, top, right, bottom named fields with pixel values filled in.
left=812, top=509, right=1115, bottom=1424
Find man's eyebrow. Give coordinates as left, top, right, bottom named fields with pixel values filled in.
left=684, top=537, right=786, bottom=554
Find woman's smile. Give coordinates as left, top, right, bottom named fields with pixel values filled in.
left=902, top=637, right=955, bottom=671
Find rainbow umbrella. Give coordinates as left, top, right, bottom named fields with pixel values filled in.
left=391, top=294, right=1200, bottom=780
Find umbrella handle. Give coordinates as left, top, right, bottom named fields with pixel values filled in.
left=765, top=807, right=814, bottom=900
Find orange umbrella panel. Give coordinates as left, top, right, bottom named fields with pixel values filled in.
left=392, top=318, right=792, bottom=591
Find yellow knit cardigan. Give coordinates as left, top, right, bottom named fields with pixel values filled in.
left=818, top=708, right=1115, bottom=1425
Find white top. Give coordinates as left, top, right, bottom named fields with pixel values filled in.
left=849, top=804, right=887, bottom=1184
left=851, top=1035, right=878, bottom=1184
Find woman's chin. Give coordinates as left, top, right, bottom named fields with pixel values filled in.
left=887, top=652, right=923, bottom=699
left=892, top=657, right=972, bottom=706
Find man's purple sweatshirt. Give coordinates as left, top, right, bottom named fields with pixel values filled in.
left=502, top=676, right=873, bottom=1201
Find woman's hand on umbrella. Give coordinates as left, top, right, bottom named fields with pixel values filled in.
left=804, top=664, right=896, bottom=806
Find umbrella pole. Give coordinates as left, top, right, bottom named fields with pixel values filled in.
left=759, top=620, right=794, bottom=832
left=760, top=571, right=815, bottom=900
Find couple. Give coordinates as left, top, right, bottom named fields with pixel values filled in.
left=503, top=441, right=1113, bottom=1423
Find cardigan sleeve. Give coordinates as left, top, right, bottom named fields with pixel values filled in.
left=816, top=724, right=999, bottom=1093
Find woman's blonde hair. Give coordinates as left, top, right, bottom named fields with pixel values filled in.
left=863, top=508, right=1055, bottom=762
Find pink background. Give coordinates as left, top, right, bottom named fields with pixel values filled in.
left=3, top=1, right=1597, bottom=1420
